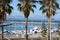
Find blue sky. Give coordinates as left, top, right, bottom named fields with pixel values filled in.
left=6, top=0, right=60, bottom=21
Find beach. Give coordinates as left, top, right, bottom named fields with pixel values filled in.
left=0, top=37, right=60, bottom=40
left=0, top=37, right=46, bottom=40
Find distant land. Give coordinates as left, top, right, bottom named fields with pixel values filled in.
left=5, top=20, right=60, bottom=22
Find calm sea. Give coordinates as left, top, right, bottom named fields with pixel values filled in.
left=0, top=20, right=59, bottom=31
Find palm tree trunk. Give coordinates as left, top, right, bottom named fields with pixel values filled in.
left=2, top=26, right=4, bottom=40
left=25, top=18, right=28, bottom=40
left=0, top=13, right=6, bottom=40
left=48, top=17, right=51, bottom=40
left=0, top=22, right=4, bottom=40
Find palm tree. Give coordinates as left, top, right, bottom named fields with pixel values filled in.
left=17, top=0, right=36, bottom=40
left=0, top=0, right=13, bottom=40
left=39, top=0, right=59, bottom=40
left=0, top=0, right=13, bottom=22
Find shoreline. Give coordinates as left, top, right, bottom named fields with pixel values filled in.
left=9, top=22, right=58, bottom=24
left=0, top=37, right=59, bottom=40
left=0, top=37, right=47, bottom=40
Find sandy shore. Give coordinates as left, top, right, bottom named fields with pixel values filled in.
left=0, top=37, right=60, bottom=40
left=0, top=37, right=47, bottom=40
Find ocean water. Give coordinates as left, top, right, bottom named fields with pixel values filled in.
left=0, top=20, right=59, bottom=31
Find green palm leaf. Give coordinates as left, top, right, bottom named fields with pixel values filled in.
left=6, top=0, right=12, bottom=3
left=2, top=0, right=12, bottom=3
left=39, top=1, right=43, bottom=4
left=52, top=10, right=55, bottom=16
left=19, top=0, right=25, bottom=2
left=7, top=4, right=13, bottom=9
left=40, top=5, right=45, bottom=10
left=31, top=0, right=38, bottom=3
left=55, top=2, right=60, bottom=9
left=46, top=11, right=50, bottom=18
left=17, top=0, right=36, bottom=18
left=6, top=9, right=12, bottom=15
left=32, top=5, right=36, bottom=8
left=5, top=4, right=13, bottom=15
left=19, top=7, right=23, bottom=11
left=0, top=7, right=3, bottom=13
left=42, top=9, right=47, bottom=13
left=17, top=3, right=23, bottom=11
left=30, top=8, right=34, bottom=13
left=39, top=0, right=60, bottom=18
left=17, top=3, right=21, bottom=7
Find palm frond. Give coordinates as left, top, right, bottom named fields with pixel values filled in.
left=55, top=2, right=60, bottom=9
left=6, top=0, right=12, bottom=3
left=52, top=0, right=56, bottom=3
left=32, top=5, right=36, bottom=8
left=46, top=12, right=50, bottom=18
left=19, top=6, right=23, bottom=11
left=30, top=8, right=34, bottom=13
left=31, top=0, right=38, bottom=3
left=39, top=0, right=60, bottom=18
left=52, top=10, right=55, bottom=16
left=39, top=1, right=43, bottom=4
left=40, top=5, right=45, bottom=10
left=19, top=0, right=25, bottom=2
left=5, top=5, right=13, bottom=15
left=46, top=9, right=51, bottom=18
left=0, top=7, right=3, bottom=13
left=6, top=8, right=12, bottom=15
left=17, top=3, right=23, bottom=11
left=18, top=0, right=35, bottom=16
left=2, top=0, right=12, bottom=3
left=17, top=3, right=21, bottom=7
left=42, top=9, right=47, bottom=13
left=7, top=4, right=13, bottom=9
